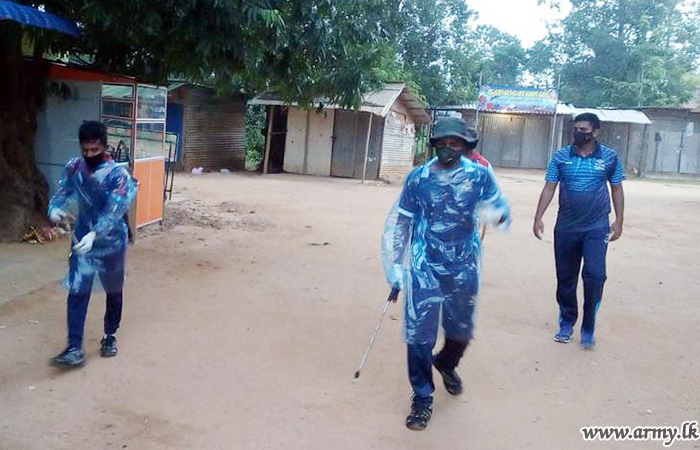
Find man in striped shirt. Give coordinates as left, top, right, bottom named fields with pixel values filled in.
left=533, top=113, right=625, bottom=350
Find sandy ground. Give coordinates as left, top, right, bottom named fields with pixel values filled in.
left=1, top=169, right=699, bottom=450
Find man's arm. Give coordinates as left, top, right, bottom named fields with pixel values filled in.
left=92, top=169, right=138, bottom=239
left=610, top=184, right=624, bottom=241
left=382, top=171, right=419, bottom=297
left=608, top=153, right=626, bottom=242
left=533, top=182, right=557, bottom=240
left=48, top=159, right=78, bottom=220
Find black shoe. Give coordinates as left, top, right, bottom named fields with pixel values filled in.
left=51, top=347, right=85, bottom=368
left=405, top=400, right=433, bottom=431
left=433, top=357, right=463, bottom=396
left=100, top=335, right=118, bottom=357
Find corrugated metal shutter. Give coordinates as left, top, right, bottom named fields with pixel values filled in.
left=520, top=116, right=551, bottom=169
left=480, top=114, right=525, bottom=168
left=598, top=123, right=630, bottom=167
left=379, top=111, right=414, bottom=179
left=181, top=87, right=246, bottom=172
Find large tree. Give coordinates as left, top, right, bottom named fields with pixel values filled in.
left=530, top=0, right=700, bottom=107
left=388, top=0, right=477, bottom=105
left=472, top=25, right=527, bottom=86
left=0, top=0, right=397, bottom=241
left=386, top=0, right=526, bottom=106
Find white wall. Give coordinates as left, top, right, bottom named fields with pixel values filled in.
left=283, top=108, right=335, bottom=176
left=35, top=80, right=101, bottom=195
left=284, top=108, right=307, bottom=174
left=379, top=99, right=416, bottom=179
left=306, top=109, right=334, bottom=176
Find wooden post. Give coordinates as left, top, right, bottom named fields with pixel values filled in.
left=302, top=109, right=311, bottom=175
left=555, top=115, right=564, bottom=152
left=361, top=114, right=374, bottom=183
left=549, top=74, right=563, bottom=163
left=475, top=71, right=483, bottom=126
left=638, top=123, right=649, bottom=177
left=263, top=105, right=275, bottom=175
left=547, top=112, right=558, bottom=162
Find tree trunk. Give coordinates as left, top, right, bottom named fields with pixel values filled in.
left=0, top=22, right=51, bottom=242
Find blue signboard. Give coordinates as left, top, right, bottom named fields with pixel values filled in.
left=477, top=85, right=558, bottom=114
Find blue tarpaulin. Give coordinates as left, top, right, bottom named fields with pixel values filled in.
left=0, top=0, right=80, bottom=37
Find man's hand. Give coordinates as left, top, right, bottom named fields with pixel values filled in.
left=73, top=231, right=97, bottom=255
left=388, top=284, right=401, bottom=303
left=49, top=208, right=67, bottom=223
left=533, top=218, right=545, bottom=240
left=534, top=182, right=557, bottom=241
left=610, top=219, right=623, bottom=241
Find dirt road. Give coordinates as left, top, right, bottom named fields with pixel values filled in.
left=1, top=170, right=699, bottom=449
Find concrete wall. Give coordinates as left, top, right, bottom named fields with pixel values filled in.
left=35, top=79, right=101, bottom=196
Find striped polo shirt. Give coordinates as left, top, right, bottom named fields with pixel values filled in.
left=546, top=143, right=625, bottom=232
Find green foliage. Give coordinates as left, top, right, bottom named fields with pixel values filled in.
left=530, top=0, right=700, bottom=107
left=473, top=25, right=527, bottom=86
left=13, top=0, right=697, bottom=111
left=245, top=105, right=267, bottom=171
left=16, top=0, right=399, bottom=109
left=385, top=0, right=527, bottom=106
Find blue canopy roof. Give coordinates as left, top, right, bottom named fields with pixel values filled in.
left=0, top=0, right=80, bottom=37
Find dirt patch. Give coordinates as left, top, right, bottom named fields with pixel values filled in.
left=163, top=199, right=228, bottom=230
left=140, top=198, right=271, bottom=235
left=3, top=171, right=699, bottom=450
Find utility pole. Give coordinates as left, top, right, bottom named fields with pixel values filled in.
left=638, top=67, right=645, bottom=107
left=475, top=71, right=483, bottom=127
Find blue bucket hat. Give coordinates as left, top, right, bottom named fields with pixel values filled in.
left=429, top=117, right=478, bottom=147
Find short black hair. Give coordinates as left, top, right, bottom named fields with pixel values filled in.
left=79, top=121, right=108, bottom=146
left=574, top=113, right=600, bottom=130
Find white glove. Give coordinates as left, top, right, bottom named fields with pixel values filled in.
left=49, top=208, right=67, bottom=223
left=389, top=264, right=406, bottom=290
left=478, top=205, right=510, bottom=231
left=73, top=231, right=97, bottom=255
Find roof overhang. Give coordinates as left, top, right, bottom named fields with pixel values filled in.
left=249, top=83, right=430, bottom=124
left=556, top=104, right=651, bottom=124
left=0, top=0, right=80, bottom=37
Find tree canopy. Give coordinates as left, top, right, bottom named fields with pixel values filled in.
left=529, top=0, right=700, bottom=107
left=7, top=0, right=700, bottom=110
left=15, top=0, right=399, bottom=108
left=383, top=0, right=527, bottom=105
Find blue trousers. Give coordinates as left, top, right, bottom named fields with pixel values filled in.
left=66, top=249, right=126, bottom=349
left=554, top=226, right=608, bottom=336
left=408, top=338, right=468, bottom=405
left=67, top=292, right=123, bottom=349
left=406, top=268, right=476, bottom=405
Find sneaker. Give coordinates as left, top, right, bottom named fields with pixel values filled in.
left=433, top=357, right=463, bottom=396
left=554, top=324, right=573, bottom=343
left=100, top=335, right=118, bottom=357
left=405, top=400, right=433, bottom=431
left=51, top=347, right=85, bottom=368
left=580, top=332, right=596, bottom=351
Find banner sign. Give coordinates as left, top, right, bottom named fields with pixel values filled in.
left=477, top=85, right=558, bottom=114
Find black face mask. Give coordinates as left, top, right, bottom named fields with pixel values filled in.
left=84, top=153, right=104, bottom=170
left=435, top=147, right=458, bottom=165
left=574, top=131, right=595, bottom=146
